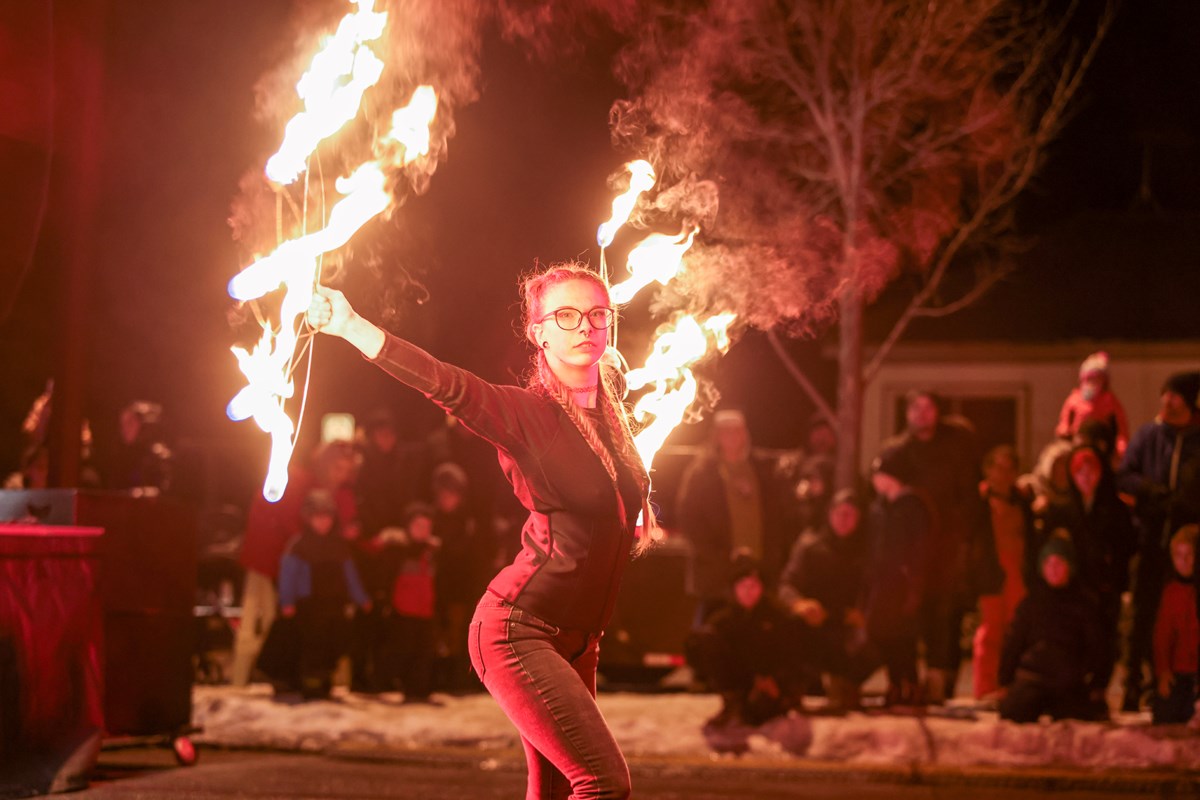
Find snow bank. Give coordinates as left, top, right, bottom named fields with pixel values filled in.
left=192, top=685, right=1200, bottom=771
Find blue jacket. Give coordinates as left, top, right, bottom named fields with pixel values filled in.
left=1116, top=418, right=1200, bottom=547
left=278, top=550, right=369, bottom=609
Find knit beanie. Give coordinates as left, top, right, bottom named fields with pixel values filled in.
left=301, top=488, right=338, bottom=519
left=830, top=487, right=860, bottom=510
left=1078, top=351, right=1109, bottom=379
left=729, top=550, right=762, bottom=584
left=1162, top=371, right=1200, bottom=412
left=1038, top=532, right=1077, bottom=573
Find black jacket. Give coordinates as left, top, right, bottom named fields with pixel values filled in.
left=999, top=579, right=1108, bottom=691
left=370, top=332, right=645, bottom=633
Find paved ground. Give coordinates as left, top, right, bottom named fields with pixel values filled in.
left=64, top=745, right=1200, bottom=799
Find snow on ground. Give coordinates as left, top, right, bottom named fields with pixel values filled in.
left=192, top=685, right=1200, bottom=771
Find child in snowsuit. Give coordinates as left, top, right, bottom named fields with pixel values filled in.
left=376, top=502, right=441, bottom=703
left=1055, top=351, right=1130, bottom=461
left=274, top=489, right=371, bottom=699
left=998, top=534, right=1109, bottom=722
left=1152, top=525, right=1199, bottom=724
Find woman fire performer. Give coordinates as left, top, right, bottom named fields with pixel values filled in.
left=307, top=263, right=652, bottom=799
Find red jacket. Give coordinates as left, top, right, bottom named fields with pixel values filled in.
left=1153, top=579, right=1199, bottom=677
left=370, top=333, right=646, bottom=633
left=1056, top=388, right=1129, bottom=457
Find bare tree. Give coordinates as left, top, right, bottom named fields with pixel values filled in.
left=610, top=0, right=1112, bottom=488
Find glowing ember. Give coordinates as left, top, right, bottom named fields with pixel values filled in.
left=596, top=159, right=656, bottom=248
left=609, top=227, right=698, bottom=305
left=265, top=0, right=388, bottom=185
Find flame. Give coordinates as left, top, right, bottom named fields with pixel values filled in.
left=625, top=313, right=737, bottom=471
left=594, top=160, right=735, bottom=476
left=229, top=0, right=440, bottom=501
left=265, top=0, right=388, bottom=185
left=596, top=160, right=656, bottom=248
left=609, top=227, right=698, bottom=305
left=228, top=164, right=390, bottom=301
left=228, top=325, right=300, bottom=502
left=382, top=85, right=438, bottom=166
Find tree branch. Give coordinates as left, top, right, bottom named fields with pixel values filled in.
left=765, top=328, right=837, bottom=426
left=912, top=263, right=1013, bottom=319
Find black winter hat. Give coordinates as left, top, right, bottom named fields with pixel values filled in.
left=1038, top=531, right=1078, bottom=572
left=729, top=549, right=762, bottom=584
left=301, top=488, right=338, bottom=518
left=1162, top=372, right=1200, bottom=412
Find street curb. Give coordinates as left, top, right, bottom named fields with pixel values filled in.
left=324, top=742, right=1200, bottom=795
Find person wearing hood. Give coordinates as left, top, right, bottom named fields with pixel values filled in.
left=778, top=489, right=870, bottom=712
left=997, top=534, right=1108, bottom=723
left=1055, top=351, right=1130, bottom=461
left=1151, top=524, right=1199, bottom=725
left=1116, top=370, right=1200, bottom=711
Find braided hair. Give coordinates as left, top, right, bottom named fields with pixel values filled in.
left=521, top=262, right=657, bottom=551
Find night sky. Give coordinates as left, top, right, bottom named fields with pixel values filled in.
left=0, top=1, right=1197, bottom=503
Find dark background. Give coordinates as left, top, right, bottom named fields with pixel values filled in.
left=0, top=1, right=1197, bottom=509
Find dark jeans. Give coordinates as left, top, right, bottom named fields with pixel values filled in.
left=468, top=592, right=630, bottom=800
left=1152, top=673, right=1197, bottom=725
left=389, top=614, right=435, bottom=700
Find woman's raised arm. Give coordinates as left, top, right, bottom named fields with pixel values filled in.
left=307, top=284, right=386, bottom=359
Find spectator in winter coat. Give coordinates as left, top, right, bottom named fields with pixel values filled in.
left=880, top=390, right=980, bottom=704
left=376, top=502, right=441, bottom=703
left=352, top=410, right=427, bottom=693
left=1055, top=351, right=1130, bottom=461
left=1152, top=525, right=1199, bottom=725
left=778, top=489, right=870, bottom=712
left=1116, top=371, right=1200, bottom=711
left=1042, top=446, right=1136, bottom=670
left=687, top=554, right=802, bottom=727
left=863, top=444, right=933, bottom=708
left=272, top=489, right=371, bottom=699
left=431, top=462, right=490, bottom=693
left=997, top=534, right=1109, bottom=723
left=1024, top=439, right=1074, bottom=517
left=678, top=409, right=784, bottom=627
left=972, top=446, right=1035, bottom=701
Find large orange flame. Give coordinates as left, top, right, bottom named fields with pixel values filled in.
left=595, top=161, right=734, bottom=476
left=228, top=0, right=438, bottom=502
left=265, top=0, right=388, bottom=186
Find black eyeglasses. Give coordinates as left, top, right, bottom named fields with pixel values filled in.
left=539, top=306, right=615, bottom=331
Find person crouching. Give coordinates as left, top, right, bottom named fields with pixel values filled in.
left=687, top=553, right=802, bottom=727
left=997, top=534, right=1108, bottom=722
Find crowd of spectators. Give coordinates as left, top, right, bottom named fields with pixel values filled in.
left=231, top=409, right=511, bottom=702
left=680, top=354, right=1200, bottom=729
